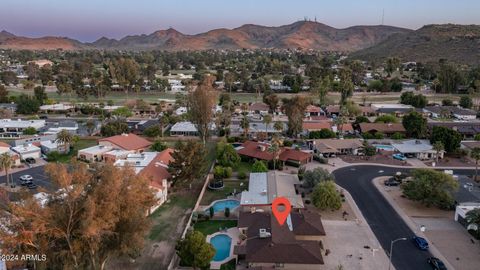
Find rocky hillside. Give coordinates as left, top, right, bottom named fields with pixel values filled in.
left=351, top=24, right=480, bottom=65
left=0, top=21, right=411, bottom=52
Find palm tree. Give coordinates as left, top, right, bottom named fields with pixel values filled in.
left=433, top=141, right=444, bottom=164
left=240, top=115, right=250, bottom=138
left=263, top=114, right=272, bottom=136
left=268, top=134, right=283, bottom=170
left=56, top=129, right=73, bottom=153
left=471, top=147, right=480, bottom=182
left=0, top=152, right=13, bottom=188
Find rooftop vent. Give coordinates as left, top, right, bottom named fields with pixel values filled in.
left=259, top=229, right=271, bottom=238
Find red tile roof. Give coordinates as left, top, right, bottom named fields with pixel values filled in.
left=237, top=141, right=274, bottom=161
left=249, top=102, right=269, bottom=112
left=359, top=123, right=406, bottom=133
left=140, top=148, right=174, bottom=190
left=279, top=148, right=312, bottom=163
left=305, top=105, right=322, bottom=113
left=302, top=121, right=332, bottom=131
left=0, top=142, right=10, bottom=148
left=99, top=133, right=152, bottom=151
left=339, top=123, right=354, bottom=132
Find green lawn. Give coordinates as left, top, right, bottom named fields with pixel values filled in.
left=235, top=161, right=252, bottom=174
left=193, top=220, right=237, bottom=236
left=201, top=180, right=248, bottom=205
left=47, top=138, right=97, bottom=163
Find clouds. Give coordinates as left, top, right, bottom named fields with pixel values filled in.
left=0, top=0, right=478, bottom=41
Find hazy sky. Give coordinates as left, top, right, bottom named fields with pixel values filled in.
left=1, top=0, right=479, bottom=42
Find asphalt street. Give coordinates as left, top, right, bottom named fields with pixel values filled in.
left=333, top=165, right=476, bottom=270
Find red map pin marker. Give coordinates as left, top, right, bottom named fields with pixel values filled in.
left=272, top=197, right=291, bottom=226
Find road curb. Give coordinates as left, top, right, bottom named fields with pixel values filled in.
left=372, top=176, right=456, bottom=270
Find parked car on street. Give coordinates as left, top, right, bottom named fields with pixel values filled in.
left=393, top=153, right=407, bottom=161
left=427, top=257, right=447, bottom=270
left=25, top=157, right=36, bottom=164
left=413, top=235, right=429, bottom=250
left=384, top=178, right=401, bottom=186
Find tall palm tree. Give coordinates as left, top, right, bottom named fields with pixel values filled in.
left=471, top=147, right=480, bottom=182
left=56, top=129, right=73, bottom=153
left=240, top=115, right=250, bottom=138
left=0, top=152, right=13, bottom=188
left=268, top=134, right=282, bottom=171
left=263, top=114, right=272, bottom=136
left=433, top=141, right=444, bottom=164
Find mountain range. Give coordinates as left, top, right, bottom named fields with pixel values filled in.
left=0, top=21, right=410, bottom=52
left=1, top=22, right=479, bottom=64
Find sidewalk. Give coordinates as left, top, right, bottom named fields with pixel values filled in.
left=372, top=176, right=456, bottom=270
left=0, top=159, right=47, bottom=177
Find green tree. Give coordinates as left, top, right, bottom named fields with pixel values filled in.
left=16, top=94, right=40, bottom=114
left=354, top=116, right=370, bottom=124
left=308, top=129, right=336, bottom=139
left=374, top=114, right=398, bottom=123
left=442, top=99, right=453, bottom=106
left=470, top=147, right=480, bottom=182
left=385, top=57, right=400, bottom=77
left=33, top=86, right=47, bottom=105
left=284, top=96, right=308, bottom=137
left=112, top=107, right=133, bottom=118
left=56, top=129, right=73, bottom=152
left=317, top=76, right=331, bottom=106
left=151, top=140, right=168, bottom=152
left=263, top=114, right=272, bottom=135
left=368, top=80, right=383, bottom=92
left=251, top=160, right=268, bottom=173
left=391, top=132, right=404, bottom=140
left=402, top=111, right=427, bottom=139
left=273, top=121, right=284, bottom=133
left=263, top=94, right=279, bottom=113
left=168, top=140, right=206, bottom=188
left=401, top=169, right=459, bottom=209
left=311, top=181, right=342, bottom=210
left=459, top=96, right=473, bottom=109
left=430, top=126, right=462, bottom=153
left=0, top=152, right=13, bottom=188
left=143, top=125, right=162, bottom=138
left=302, top=167, right=335, bottom=189
left=339, top=68, right=354, bottom=105
left=0, top=85, right=9, bottom=103
left=176, top=231, right=215, bottom=270
left=188, top=81, right=216, bottom=144
left=100, top=120, right=129, bottom=136
left=240, top=114, right=250, bottom=138
left=433, top=141, right=444, bottom=164
left=23, top=127, right=37, bottom=135
left=400, top=92, right=427, bottom=108
left=216, top=143, right=240, bottom=168
left=466, top=209, right=480, bottom=238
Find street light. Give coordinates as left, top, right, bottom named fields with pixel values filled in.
left=388, top=237, right=407, bottom=270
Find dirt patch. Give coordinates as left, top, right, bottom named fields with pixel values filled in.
left=340, top=153, right=410, bottom=167
left=425, top=155, right=476, bottom=167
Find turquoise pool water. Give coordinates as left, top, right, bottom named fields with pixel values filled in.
left=210, top=200, right=240, bottom=213
left=211, top=234, right=232, bottom=261
left=373, top=144, right=394, bottom=151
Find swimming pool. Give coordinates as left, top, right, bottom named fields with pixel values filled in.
left=210, top=234, right=232, bottom=261
left=209, top=199, right=240, bottom=213
left=373, top=144, right=395, bottom=151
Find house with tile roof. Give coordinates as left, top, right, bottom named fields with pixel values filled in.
left=358, top=122, right=406, bottom=137
left=114, top=148, right=174, bottom=213
left=234, top=209, right=325, bottom=269
left=236, top=141, right=313, bottom=165
left=98, top=133, right=152, bottom=151
left=309, top=138, right=364, bottom=156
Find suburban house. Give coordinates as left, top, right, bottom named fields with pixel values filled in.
left=127, top=119, right=161, bottom=134
left=0, top=142, right=20, bottom=165
left=234, top=209, right=325, bottom=269
left=12, top=134, right=57, bottom=147
left=248, top=102, right=270, bottom=115
left=114, top=148, right=174, bottom=213
left=391, top=140, right=444, bottom=160
left=325, top=105, right=340, bottom=116
left=39, top=103, right=75, bottom=114
left=11, top=144, right=41, bottom=160
left=0, top=119, right=46, bottom=138
left=304, top=105, right=323, bottom=117
left=309, top=139, right=364, bottom=156
left=240, top=171, right=304, bottom=211
left=371, top=103, right=414, bottom=116
left=428, top=122, right=480, bottom=139
left=78, top=133, right=152, bottom=162
left=423, top=106, right=477, bottom=120
left=358, top=123, right=406, bottom=136
left=232, top=122, right=284, bottom=139
left=236, top=141, right=313, bottom=165
left=0, top=103, right=17, bottom=114
left=302, top=121, right=332, bottom=135
left=40, top=140, right=69, bottom=155
left=461, top=141, right=480, bottom=155
left=41, top=121, right=79, bottom=135
left=98, top=133, right=152, bottom=152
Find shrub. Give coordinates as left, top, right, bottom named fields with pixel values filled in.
left=391, top=132, right=404, bottom=140
left=224, top=207, right=230, bottom=218
left=224, top=167, right=233, bottom=178
left=209, top=207, right=214, bottom=218
left=238, top=171, right=247, bottom=180
left=283, top=140, right=293, bottom=147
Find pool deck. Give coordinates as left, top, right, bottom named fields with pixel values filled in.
left=206, top=227, right=240, bottom=269
left=199, top=198, right=240, bottom=212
